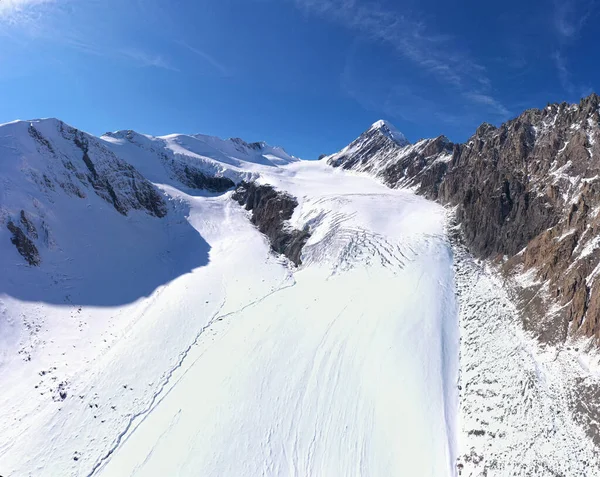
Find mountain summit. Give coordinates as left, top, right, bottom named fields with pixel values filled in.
left=370, top=119, right=410, bottom=146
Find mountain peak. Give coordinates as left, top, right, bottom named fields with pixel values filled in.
left=369, top=119, right=410, bottom=146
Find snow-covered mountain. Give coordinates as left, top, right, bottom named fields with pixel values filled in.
left=101, top=128, right=298, bottom=191
left=0, top=116, right=460, bottom=477
left=327, top=94, right=600, bottom=475
left=328, top=119, right=453, bottom=194
left=2, top=101, right=600, bottom=477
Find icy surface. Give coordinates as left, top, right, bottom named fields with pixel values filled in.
left=95, top=161, right=459, bottom=477
left=2, top=117, right=599, bottom=477
left=0, top=141, right=459, bottom=476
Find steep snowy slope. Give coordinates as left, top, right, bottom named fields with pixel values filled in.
left=0, top=119, right=294, bottom=476
left=101, top=129, right=297, bottom=191
left=328, top=120, right=454, bottom=195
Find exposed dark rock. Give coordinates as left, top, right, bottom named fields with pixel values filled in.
left=328, top=124, right=454, bottom=198
left=180, top=165, right=235, bottom=192
left=20, top=210, right=38, bottom=239
left=328, top=93, right=600, bottom=341
left=28, top=124, right=55, bottom=154
left=71, top=131, right=167, bottom=218
left=232, top=182, right=311, bottom=266
left=7, top=220, right=40, bottom=266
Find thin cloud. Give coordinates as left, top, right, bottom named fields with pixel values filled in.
left=0, top=0, right=51, bottom=17
left=551, top=50, right=592, bottom=98
left=301, top=0, right=508, bottom=120
left=292, top=0, right=487, bottom=90
left=177, top=40, right=230, bottom=76
left=553, top=0, right=594, bottom=40
left=463, top=92, right=511, bottom=118
left=120, top=48, right=179, bottom=72
left=43, top=34, right=179, bottom=72
left=552, top=51, right=575, bottom=94
left=0, top=0, right=57, bottom=31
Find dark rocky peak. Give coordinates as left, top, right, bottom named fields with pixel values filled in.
left=421, top=135, right=453, bottom=157
left=474, top=122, right=497, bottom=138
left=230, top=137, right=252, bottom=148
left=230, top=137, right=266, bottom=150
left=248, top=141, right=267, bottom=150
left=104, top=130, right=137, bottom=140
left=580, top=92, right=600, bottom=108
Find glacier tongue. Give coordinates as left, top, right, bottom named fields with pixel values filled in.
left=95, top=160, right=458, bottom=477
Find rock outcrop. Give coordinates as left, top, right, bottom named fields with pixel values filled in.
left=24, top=120, right=168, bottom=218
left=232, top=182, right=310, bottom=266
left=7, top=219, right=40, bottom=266
left=177, top=165, right=235, bottom=192
left=328, top=93, right=600, bottom=343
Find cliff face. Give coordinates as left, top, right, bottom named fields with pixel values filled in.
left=232, top=182, right=311, bottom=266
left=328, top=93, right=600, bottom=342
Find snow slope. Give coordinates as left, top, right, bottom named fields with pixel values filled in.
left=97, top=161, right=459, bottom=477
left=0, top=121, right=460, bottom=477
left=453, top=244, right=600, bottom=476
left=101, top=129, right=298, bottom=189
left=0, top=118, right=293, bottom=475
left=4, top=116, right=600, bottom=477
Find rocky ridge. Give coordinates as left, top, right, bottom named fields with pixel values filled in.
left=328, top=93, right=600, bottom=343
left=328, top=92, right=600, bottom=460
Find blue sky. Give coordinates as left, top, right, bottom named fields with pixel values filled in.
left=0, top=0, right=598, bottom=159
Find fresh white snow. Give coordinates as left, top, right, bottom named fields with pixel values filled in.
left=3, top=119, right=600, bottom=477
left=94, top=161, right=459, bottom=477
left=0, top=144, right=459, bottom=476
left=370, top=120, right=410, bottom=146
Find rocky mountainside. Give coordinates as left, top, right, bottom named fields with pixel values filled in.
left=328, top=93, right=600, bottom=344
left=328, top=120, right=454, bottom=196
left=0, top=118, right=303, bottom=271
left=0, top=119, right=169, bottom=266
left=232, top=182, right=311, bottom=266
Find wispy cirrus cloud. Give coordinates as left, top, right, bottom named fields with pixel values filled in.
left=552, top=50, right=592, bottom=98
left=551, top=0, right=596, bottom=96
left=54, top=35, right=179, bottom=72
left=1, top=0, right=181, bottom=73
left=177, top=40, right=230, bottom=76
left=463, top=92, right=511, bottom=117
left=120, top=48, right=180, bottom=72
left=552, top=51, right=575, bottom=94
left=553, top=0, right=594, bottom=40
left=292, top=0, right=509, bottom=120
left=293, top=0, right=481, bottom=88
